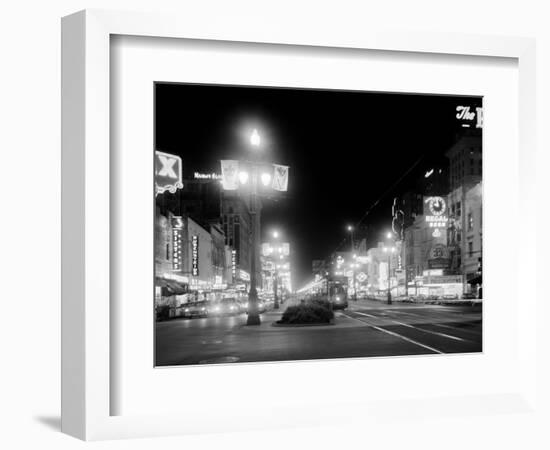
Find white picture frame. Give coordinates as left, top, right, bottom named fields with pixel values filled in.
left=61, top=9, right=537, bottom=441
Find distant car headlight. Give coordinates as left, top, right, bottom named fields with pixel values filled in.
left=214, top=306, right=220, bottom=312
left=184, top=308, right=189, bottom=313
left=230, top=306, right=235, bottom=311
left=335, top=296, right=340, bottom=301
left=201, top=307, right=206, bottom=311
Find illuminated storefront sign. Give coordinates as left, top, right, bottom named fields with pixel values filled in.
left=456, top=105, right=483, bottom=129
left=357, top=272, right=367, bottom=283
left=425, top=196, right=448, bottom=237
left=155, top=151, right=183, bottom=195
left=172, top=217, right=183, bottom=271
left=192, top=235, right=199, bottom=276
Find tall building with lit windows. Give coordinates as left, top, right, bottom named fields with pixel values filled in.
left=446, top=130, right=482, bottom=289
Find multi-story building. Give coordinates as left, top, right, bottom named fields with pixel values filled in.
left=221, top=192, right=261, bottom=288
left=446, top=130, right=482, bottom=291
left=463, top=182, right=483, bottom=287
left=156, top=166, right=261, bottom=290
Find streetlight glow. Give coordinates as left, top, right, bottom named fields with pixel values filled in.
left=250, top=128, right=261, bottom=147
left=261, top=172, right=272, bottom=186
left=387, top=232, right=393, bottom=239
left=238, top=171, right=249, bottom=185
left=347, top=225, right=353, bottom=232
left=273, top=231, right=279, bottom=239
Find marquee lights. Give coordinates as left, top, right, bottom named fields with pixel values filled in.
left=231, top=250, right=237, bottom=279
left=172, top=217, right=183, bottom=271
left=192, top=235, right=199, bottom=276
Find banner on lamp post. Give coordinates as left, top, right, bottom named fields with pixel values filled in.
left=272, top=164, right=289, bottom=191
left=220, top=160, right=239, bottom=190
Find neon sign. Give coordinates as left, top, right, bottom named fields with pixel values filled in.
left=425, top=196, right=448, bottom=237
left=192, top=235, right=199, bottom=276
left=155, top=151, right=183, bottom=195
left=231, top=250, right=237, bottom=279
left=194, top=172, right=222, bottom=180
left=456, top=106, right=483, bottom=129
left=172, top=217, right=183, bottom=271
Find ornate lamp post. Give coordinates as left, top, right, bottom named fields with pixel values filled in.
left=243, top=129, right=262, bottom=325
left=221, top=128, right=289, bottom=325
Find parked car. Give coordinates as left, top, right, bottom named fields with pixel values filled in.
left=462, top=292, right=477, bottom=300
left=182, top=301, right=209, bottom=318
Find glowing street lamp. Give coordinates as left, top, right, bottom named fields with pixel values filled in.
left=261, top=172, right=272, bottom=186
left=250, top=128, right=261, bottom=147
left=238, top=171, right=249, bottom=185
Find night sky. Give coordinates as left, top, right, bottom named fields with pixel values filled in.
left=155, top=83, right=481, bottom=289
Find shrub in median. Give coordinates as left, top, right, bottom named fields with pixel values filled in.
left=278, top=300, right=334, bottom=324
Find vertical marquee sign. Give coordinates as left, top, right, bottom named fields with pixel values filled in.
left=155, top=151, right=183, bottom=195
left=171, top=217, right=183, bottom=271
left=231, top=250, right=237, bottom=280
left=191, top=235, right=199, bottom=276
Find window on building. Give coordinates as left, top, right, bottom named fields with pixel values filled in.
left=456, top=201, right=461, bottom=218
left=468, top=212, right=474, bottom=231
left=166, top=243, right=169, bottom=260
left=457, top=231, right=462, bottom=243
left=468, top=241, right=473, bottom=257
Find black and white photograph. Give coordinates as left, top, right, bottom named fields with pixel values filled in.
left=154, top=83, right=483, bottom=367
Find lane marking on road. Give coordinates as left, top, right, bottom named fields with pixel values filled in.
left=342, top=312, right=443, bottom=354
left=370, top=325, right=443, bottom=354
left=431, top=322, right=482, bottom=336
left=353, top=311, right=378, bottom=318
left=389, top=321, right=468, bottom=342
left=352, top=311, right=468, bottom=342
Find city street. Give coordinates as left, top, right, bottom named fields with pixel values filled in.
left=155, top=300, right=482, bottom=366
left=154, top=85, right=484, bottom=367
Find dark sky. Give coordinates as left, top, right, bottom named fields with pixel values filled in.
left=155, top=83, right=481, bottom=289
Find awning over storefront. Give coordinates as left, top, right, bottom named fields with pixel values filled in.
left=155, top=277, right=188, bottom=295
